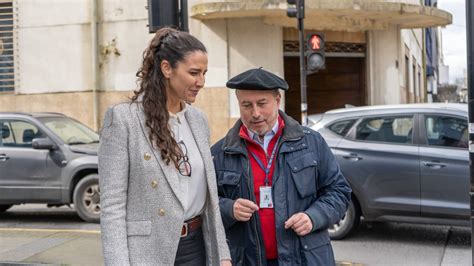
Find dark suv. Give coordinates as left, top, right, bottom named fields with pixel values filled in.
left=0, top=112, right=100, bottom=222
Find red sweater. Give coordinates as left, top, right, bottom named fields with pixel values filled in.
left=239, top=116, right=285, bottom=260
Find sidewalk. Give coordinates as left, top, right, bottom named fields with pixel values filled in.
left=0, top=228, right=103, bottom=265
left=0, top=228, right=361, bottom=265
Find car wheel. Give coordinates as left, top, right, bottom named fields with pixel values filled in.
left=328, top=200, right=360, bottom=240
left=0, top=204, right=13, bottom=212
left=73, top=174, right=100, bottom=223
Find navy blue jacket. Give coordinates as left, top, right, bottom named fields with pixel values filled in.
left=211, top=111, right=351, bottom=266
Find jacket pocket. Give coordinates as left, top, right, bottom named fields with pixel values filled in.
left=288, top=153, right=318, bottom=198
left=217, top=171, right=242, bottom=199
left=126, top=220, right=152, bottom=236
left=300, top=230, right=334, bottom=266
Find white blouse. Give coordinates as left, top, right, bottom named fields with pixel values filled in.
left=168, top=104, right=207, bottom=220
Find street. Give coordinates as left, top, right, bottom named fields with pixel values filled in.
left=0, top=204, right=470, bottom=265
left=332, top=221, right=471, bottom=266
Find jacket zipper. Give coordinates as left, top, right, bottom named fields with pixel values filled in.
left=226, top=149, right=263, bottom=266
left=245, top=158, right=263, bottom=266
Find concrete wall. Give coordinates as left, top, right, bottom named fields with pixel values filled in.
left=227, top=18, right=284, bottom=118
left=368, top=26, right=401, bottom=105
left=0, top=91, right=129, bottom=127
left=401, top=28, right=424, bottom=102
left=0, top=89, right=230, bottom=144
left=16, top=0, right=151, bottom=94
left=11, top=0, right=234, bottom=143
left=368, top=26, right=425, bottom=105
left=17, top=0, right=92, bottom=94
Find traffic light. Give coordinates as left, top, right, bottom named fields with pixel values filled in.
left=306, top=33, right=325, bottom=72
left=147, top=0, right=179, bottom=33
left=287, top=0, right=304, bottom=19
left=287, top=0, right=297, bottom=17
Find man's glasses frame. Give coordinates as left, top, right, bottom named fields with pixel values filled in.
left=177, top=141, right=192, bottom=177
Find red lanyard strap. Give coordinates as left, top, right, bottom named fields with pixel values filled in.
left=249, top=136, right=281, bottom=186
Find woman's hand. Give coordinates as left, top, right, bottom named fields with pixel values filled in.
left=221, top=259, right=232, bottom=266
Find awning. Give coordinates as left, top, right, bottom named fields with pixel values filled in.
left=191, top=0, right=452, bottom=31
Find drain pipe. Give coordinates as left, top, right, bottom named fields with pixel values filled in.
left=91, top=0, right=100, bottom=131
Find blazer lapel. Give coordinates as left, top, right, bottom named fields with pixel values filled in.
left=185, top=107, right=214, bottom=190
left=135, top=106, right=185, bottom=209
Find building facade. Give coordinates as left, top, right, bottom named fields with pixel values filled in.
left=0, top=0, right=452, bottom=142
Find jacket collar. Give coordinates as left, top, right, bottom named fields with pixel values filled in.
left=222, top=110, right=304, bottom=153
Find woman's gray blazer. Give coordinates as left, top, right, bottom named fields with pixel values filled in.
left=99, top=101, right=231, bottom=265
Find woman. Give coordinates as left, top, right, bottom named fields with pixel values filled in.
left=99, top=27, right=231, bottom=266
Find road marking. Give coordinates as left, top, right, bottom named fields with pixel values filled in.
left=0, top=228, right=100, bottom=234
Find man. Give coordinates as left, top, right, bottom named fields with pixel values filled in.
left=211, top=68, right=351, bottom=266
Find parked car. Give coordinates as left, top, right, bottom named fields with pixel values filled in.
left=0, top=112, right=99, bottom=222
left=309, top=103, right=469, bottom=239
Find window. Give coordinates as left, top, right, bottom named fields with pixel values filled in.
left=0, top=120, right=44, bottom=148
left=355, top=116, right=414, bottom=144
left=327, top=119, right=356, bottom=137
left=425, top=116, right=468, bottom=149
left=39, top=116, right=99, bottom=145
left=0, top=1, right=14, bottom=92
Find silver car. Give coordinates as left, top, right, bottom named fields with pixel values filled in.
left=309, top=103, right=469, bottom=239
left=0, top=112, right=100, bottom=222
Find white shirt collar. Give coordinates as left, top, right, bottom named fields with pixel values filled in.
left=247, top=119, right=279, bottom=151
left=169, top=102, right=187, bottom=124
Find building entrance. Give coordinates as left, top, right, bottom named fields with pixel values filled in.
left=284, top=56, right=367, bottom=123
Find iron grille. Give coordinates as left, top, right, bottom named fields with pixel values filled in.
left=0, top=1, right=14, bottom=92
left=284, top=41, right=366, bottom=54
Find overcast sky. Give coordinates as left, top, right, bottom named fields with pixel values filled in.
left=438, top=0, right=466, bottom=83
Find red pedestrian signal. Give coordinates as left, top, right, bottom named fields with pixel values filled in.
left=309, top=34, right=322, bottom=50
left=306, top=33, right=325, bottom=72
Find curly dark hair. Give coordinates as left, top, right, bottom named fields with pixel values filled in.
left=132, top=27, right=207, bottom=168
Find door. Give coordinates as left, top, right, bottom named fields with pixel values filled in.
left=0, top=119, right=61, bottom=203
left=419, top=114, right=469, bottom=218
left=284, top=56, right=366, bottom=122
left=336, top=115, right=420, bottom=216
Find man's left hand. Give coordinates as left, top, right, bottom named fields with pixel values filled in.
left=284, top=212, right=313, bottom=236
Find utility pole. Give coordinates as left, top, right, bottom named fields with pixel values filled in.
left=287, top=0, right=307, bottom=125
left=465, top=0, right=474, bottom=261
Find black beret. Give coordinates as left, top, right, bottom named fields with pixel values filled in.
left=226, top=67, right=289, bottom=91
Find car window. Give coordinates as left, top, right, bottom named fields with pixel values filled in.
left=355, top=116, right=414, bottom=144
left=327, top=119, right=356, bottom=137
left=38, top=116, right=99, bottom=145
left=0, top=120, right=44, bottom=148
left=425, top=115, right=467, bottom=149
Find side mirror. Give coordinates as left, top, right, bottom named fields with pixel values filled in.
left=32, top=138, right=56, bottom=150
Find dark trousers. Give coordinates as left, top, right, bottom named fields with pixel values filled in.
left=174, top=228, right=206, bottom=266
left=267, top=259, right=279, bottom=266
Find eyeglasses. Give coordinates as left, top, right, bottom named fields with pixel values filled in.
left=177, top=141, right=192, bottom=177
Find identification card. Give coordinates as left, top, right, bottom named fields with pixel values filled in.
left=259, top=186, right=274, bottom=208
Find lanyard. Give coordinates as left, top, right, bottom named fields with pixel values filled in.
left=249, top=136, right=281, bottom=186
